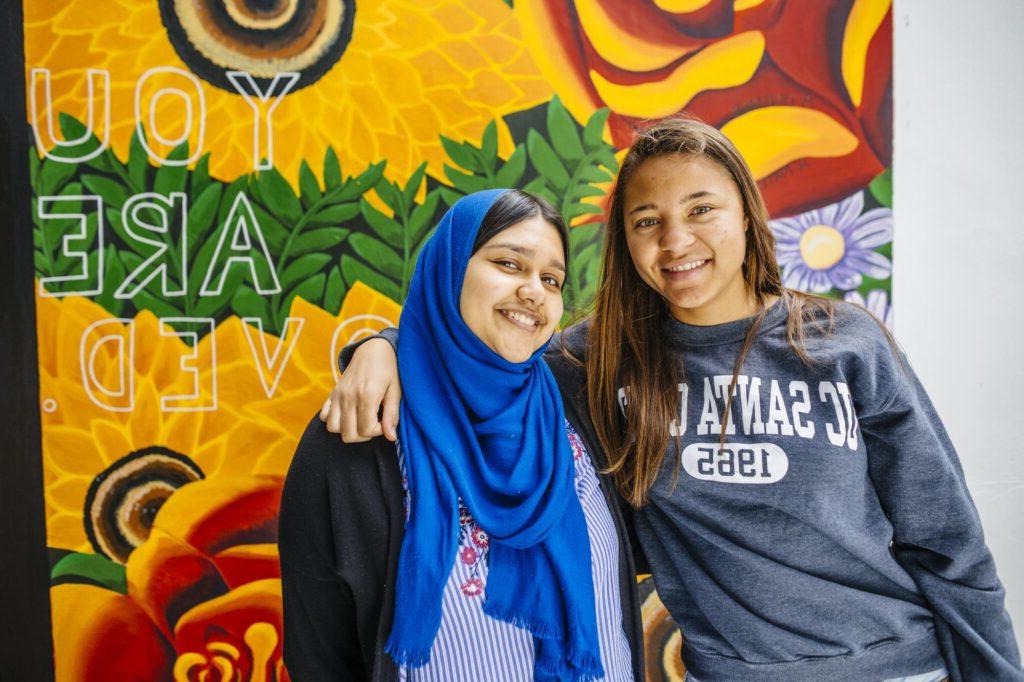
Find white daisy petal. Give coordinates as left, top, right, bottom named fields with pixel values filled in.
left=834, top=191, right=865, bottom=228
left=845, top=250, right=892, bottom=279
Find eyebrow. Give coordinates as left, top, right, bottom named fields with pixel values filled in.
left=628, top=190, right=715, bottom=215
left=483, top=242, right=566, bottom=273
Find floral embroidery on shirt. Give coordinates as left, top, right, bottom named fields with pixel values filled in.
left=469, top=525, right=489, bottom=549
left=456, top=501, right=489, bottom=597
left=460, top=577, right=484, bottom=597
left=567, top=424, right=586, bottom=461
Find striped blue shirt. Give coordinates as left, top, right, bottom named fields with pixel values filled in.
left=396, top=421, right=634, bottom=681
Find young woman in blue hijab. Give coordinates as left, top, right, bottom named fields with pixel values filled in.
left=278, top=189, right=643, bottom=681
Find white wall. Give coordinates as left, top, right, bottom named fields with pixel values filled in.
left=894, top=0, right=1024, bottom=650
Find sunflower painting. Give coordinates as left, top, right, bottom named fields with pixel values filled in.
left=22, top=1, right=892, bottom=679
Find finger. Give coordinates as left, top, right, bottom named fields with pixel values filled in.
left=381, top=384, right=401, bottom=442
left=319, top=397, right=332, bottom=422
left=339, top=391, right=365, bottom=442
left=326, top=396, right=344, bottom=435
left=355, top=385, right=387, bottom=439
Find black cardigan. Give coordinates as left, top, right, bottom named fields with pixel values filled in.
left=278, top=354, right=646, bottom=681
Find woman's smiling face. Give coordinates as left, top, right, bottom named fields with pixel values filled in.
left=624, top=153, right=755, bottom=325
left=459, top=215, right=566, bottom=363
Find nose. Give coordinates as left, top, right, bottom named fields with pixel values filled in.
left=518, top=275, right=544, bottom=305
left=659, top=220, right=697, bottom=254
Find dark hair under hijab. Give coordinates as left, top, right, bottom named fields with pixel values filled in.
left=472, top=189, right=569, bottom=272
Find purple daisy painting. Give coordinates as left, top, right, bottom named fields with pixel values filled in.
left=771, top=192, right=893, bottom=294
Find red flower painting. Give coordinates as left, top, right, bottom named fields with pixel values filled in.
left=518, top=0, right=892, bottom=217
left=50, top=476, right=290, bottom=682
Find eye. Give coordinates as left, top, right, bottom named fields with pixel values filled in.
left=542, top=274, right=563, bottom=289
left=494, top=259, right=520, bottom=271
left=692, top=205, right=713, bottom=216
left=634, top=216, right=659, bottom=229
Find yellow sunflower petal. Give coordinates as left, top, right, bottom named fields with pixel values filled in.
left=43, top=425, right=106, bottom=476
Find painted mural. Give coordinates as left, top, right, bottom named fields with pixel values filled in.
left=23, top=1, right=893, bottom=680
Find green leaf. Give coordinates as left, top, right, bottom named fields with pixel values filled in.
left=259, top=167, right=302, bottom=223
left=522, top=177, right=557, bottom=206
left=341, top=255, right=402, bottom=302
left=194, top=268, right=244, bottom=319
left=290, top=228, right=350, bottom=256
left=280, top=253, right=331, bottom=287
left=570, top=222, right=601, bottom=245
left=127, top=129, right=149, bottom=192
left=154, top=143, right=190, bottom=196
left=298, top=161, right=322, bottom=209
left=310, top=202, right=361, bottom=226
left=408, top=190, right=442, bottom=244
left=95, top=245, right=127, bottom=316
left=439, top=187, right=463, bottom=207
left=231, top=285, right=270, bottom=320
left=480, top=122, right=499, bottom=165
left=324, top=265, right=346, bottom=314
left=249, top=204, right=290, bottom=253
left=570, top=184, right=607, bottom=200
left=579, top=165, right=612, bottom=184
left=331, top=162, right=386, bottom=203
left=375, top=180, right=402, bottom=213
left=82, top=174, right=129, bottom=209
left=402, top=162, right=428, bottom=211
left=567, top=201, right=604, bottom=219
left=282, top=272, right=326, bottom=312
left=575, top=242, right=602, bottom=280
left=133, top=288, right=184, bottom=319
left=595, top=147, right=619, bottom=172
left=869, top=168, right=892, bottom=208
left=186, top=183, right=223, bottom=260
left=217, top=177, right=248, bottom=226
left=527, top=130, right=570, bottom=191
left=582, top=108, right=611, bottom=151
left=349, top=233, right=402, bottom=275
left=191, top=153, right=212, bottom=197
left=57, top=113, right=104, bottom=164
left=360, top=199, right=404, bottom=245
left=440, top=135, right=483, bottom=173
left=33, top=249, right=48, bottom=276
left=324, top=147, right=342, bottom=189
left=39, top=158, right=77, bottom=195
left=495, top=144, right=527, bottom=188
left=51, top=552, right=127, bottom=594
left=546, top=96, right=585, bottom=162
left=444, top=165, right=490, bottom=194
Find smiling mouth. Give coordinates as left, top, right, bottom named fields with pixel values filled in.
left=499, top=309, right=543, bottom=331
left=663, top=258, right=710, bottom=274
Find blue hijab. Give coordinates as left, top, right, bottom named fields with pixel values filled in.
left=385, top=189, right=603, bottom=681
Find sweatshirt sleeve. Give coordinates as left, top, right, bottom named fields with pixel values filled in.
left=859, top=358, right=1023, bottom=681
left=337, top=327, right=399, bottom=373
left=278, top=417, right=368, bottom=681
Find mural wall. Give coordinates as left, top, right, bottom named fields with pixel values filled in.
left=23, top=1, right=892, bottom=679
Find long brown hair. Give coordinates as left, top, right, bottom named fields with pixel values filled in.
left=587, top=117, right=895, bottom=508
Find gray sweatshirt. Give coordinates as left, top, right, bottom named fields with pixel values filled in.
left=561, top=300, right=1020, bottom=681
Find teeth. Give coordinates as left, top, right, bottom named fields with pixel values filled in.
left=667, top=259, right=708, bottom=272
left=502, top=310, right=540, bottom=327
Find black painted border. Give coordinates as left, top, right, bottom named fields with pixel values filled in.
left=0, top=0, right=56, bottom=678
